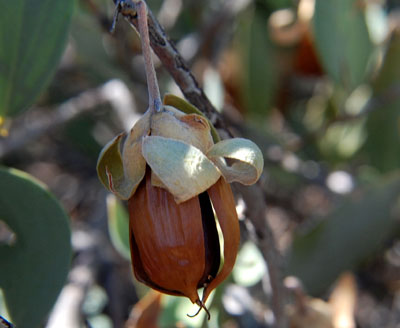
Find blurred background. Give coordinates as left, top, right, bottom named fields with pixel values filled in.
left=1, top=0, right=400, bottom=327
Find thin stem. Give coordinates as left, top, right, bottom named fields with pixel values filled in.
left=136, top=1, right=162, bottom=113
left=110, top=1, right=121, bottom=33
left=113, top=2, right=222, bottom=127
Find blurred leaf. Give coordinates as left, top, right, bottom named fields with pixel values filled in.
left=265, top=0, right=294, bottom=10
left=86, top=314, right=113, bottom=328
left=64, top=115, right=103, bottom=160
left=287, top=173, right=400, bottom=295
left=362, top=101, right=400, bottom=173
left=372, top=32, right=400, bottom=93
left=319, top=119, right=366, bottom=161
left=365, top=3, right=388, bottom=45
left=313, top=0, right=373, bottom=90
left=0, top=291, right=11, bottom=325
left=362, top=31, right=400, bottom=172
left=126, top=291, right=162, bottom=328
left=203, top=67, right=224, bottom=112
left=0, top=167, right=71, bottom=327
left=106, top=194, right=131, bottom=260
left=239, top=7, right=277, bottom=118
left=232, top=241, right=266, bottom=287
left=0, top=0, right=73, bottom=118
left=82, top=285, right=109, bottom=316
left=70, top=4, right=129, bottom=84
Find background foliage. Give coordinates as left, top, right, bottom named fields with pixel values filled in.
left=1, top=0, right=400, bottom=327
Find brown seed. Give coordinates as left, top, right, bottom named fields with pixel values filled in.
left=129, top=167, right=239, bottom=312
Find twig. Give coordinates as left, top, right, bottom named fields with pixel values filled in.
left=195, top=0, right=252, bottom=63
left=112, top=1, right=162, bottom=114
left=112, top=0, right=225, bottom=130
left=235, top=183, right=288, bottom=328
left=113, top=2, right=288, bottom=327
left=0, top=79, right=138, bottom=158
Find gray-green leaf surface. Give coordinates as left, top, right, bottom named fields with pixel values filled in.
left=287, top=174, right=400, bottom=295
left=0, top=0, right=73, bottom=118
left=313, top=0, right=373, bottom=90
left=0, top=167, right=71, bottom=328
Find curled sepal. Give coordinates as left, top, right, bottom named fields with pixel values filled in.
left=122, top=110, right=150, bottom=191
left=97, top=133, right=138, bottom=200
left=207, top=138, right=264, bottom=185
left=142, top=136, right=221, bottom=203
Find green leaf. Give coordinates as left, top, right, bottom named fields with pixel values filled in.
left=70, top=3, right=129, bottom=84
left=0, top=167, right=71, bottom=327
left=362, top=32, right=400, bottom=173
left=363, top=101, right=400, bottom=173
left=232, top=241, right=266, bottom=287
left=0, top=0, right=73, bottom=118
left=106, top=194, right=131, bottom=260
left=239, top=7, right=277, bottom=118
left=372, top=32, right=400, bottom=94
left=313, top=0, right=373, bottom=90
left=318, top=118, right=366, bottom=161
left=287, top=174, right=400, bottom=295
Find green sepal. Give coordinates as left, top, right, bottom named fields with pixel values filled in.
left=96, top=133, right=138, bottom=200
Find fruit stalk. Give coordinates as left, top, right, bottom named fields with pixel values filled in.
left=136, top=1, right=162, bottom=114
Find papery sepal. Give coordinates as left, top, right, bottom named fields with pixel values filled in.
left=142, top=136, right=221, bottom=203
left=207, top=138, right=264, bottom=185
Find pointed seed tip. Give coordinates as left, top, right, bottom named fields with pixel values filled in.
left=187, top=300, right=211, bottom=320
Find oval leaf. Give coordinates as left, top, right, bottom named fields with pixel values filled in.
left=363, top=32, right=400, bottom=172
left=207, top=138, right=264, bottom=185
left=313, top=0, right=373, bottom=89
left=238, top=10, right=277, bottom=118
left=0, top=167, right=71, bottom=327
left=287, top=174, right=400, bottom=295
left=0, top=0, right=73, bottom=118
left=142, top=136, right=221, bottom=203
left=232, top=241, right=266, bottom=287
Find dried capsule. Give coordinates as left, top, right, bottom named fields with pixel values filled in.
left=97, top=95, right=263, bottom=315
